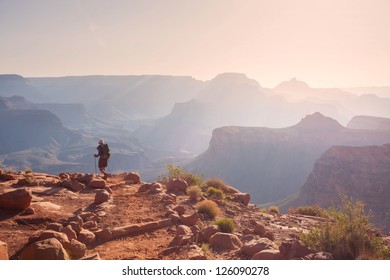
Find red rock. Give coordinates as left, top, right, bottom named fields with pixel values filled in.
left=254, top=222, right=266, bottom=236
left=0, top=188, right=32, bottom=210
left=236, top=193, right=250, bottom=205
left=241, top=238, right=278, bottom=257
left=78, top=229, right=96, bottom=245
left=200, top=225, right=220, bottom=242
left=88, top=178, right=106, bottom=189
left=94, top=189, right=110, bottom=204
left=63, top=239, right=87, bottom=259
left=124, top=172, right=141, bottom=184
left=209, top=232, right=242, bottom=250
left=39, top=230, right=70, bottom=247
left=20, top=238, right=69, bottom=260
left=251, top=249, right=281, bottom=260
left=166, top=178, right=188, bottom=194
left=180, top=212, right=199, bottom=226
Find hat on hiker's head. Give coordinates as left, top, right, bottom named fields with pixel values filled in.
left=98, top=139, right=104, bottom=145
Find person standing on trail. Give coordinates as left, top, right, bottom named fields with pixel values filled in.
left=94, top=139, right=110, bottom=179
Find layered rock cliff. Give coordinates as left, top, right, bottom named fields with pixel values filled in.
left=298, top=144, right=390, bottom=233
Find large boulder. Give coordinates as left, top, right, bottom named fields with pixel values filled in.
left=20, top=238, right=69, bottom=260
left=209, top=233, right=242, bottom=250
left=0, top=241, right=8, bottom=260
left=166, top=178, right=188, bottom=194
left=0, top=188, right=32, bottom=210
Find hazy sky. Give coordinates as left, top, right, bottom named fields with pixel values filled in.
left=1, top=0, right=389, bottom=87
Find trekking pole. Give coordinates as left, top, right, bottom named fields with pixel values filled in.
left=94, top=156, right=97, bottom=174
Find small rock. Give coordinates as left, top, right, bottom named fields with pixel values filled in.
left=254, top=223, right=266, bottom=236
left=88, top=178, right=106, bottom=189
left=84, top=220, right=98, bottom=230
left=200, top=225, right=220, bottom=242
left=94, top=189, right=110, bottom=204
left=180, top=212, right=199, bottom=226
left=236, top=193, right=251, bottom=205
left=124, top=172, right=141, bottom=184
left=166, top=178, right=188, bottom=194
left=61, top=225, right=77, bottom=241
left=24, top=207, right=35, bottom=215
left=251, top=249, right=281, bottom=260
left=94, top=228, right=112, bottom=242
left=173, top=205, right=186, bottom=215
left=243, top=228, right=253, bottom=235
left=63, top=239, right=87, bottom=259
left=68, top=221, right=82, bottom=234
left=263, top=231, right=275, bottom=241
left=46, top=223, right=63, bottom=232
left=78, top=229, right=96, bottom=245
left=209, top=232, right=242, bottom=250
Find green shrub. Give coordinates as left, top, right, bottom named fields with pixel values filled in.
left=301, top=195, right=389, bottom=259
left=187, top=185, right=202, bottom=201
left=206, top=187, right=224, bottom=200
left=24, top=169, right=33, bottom=174
left=268, top=205, right=280, bottom=215
left=289, top=205, right=328, bottom=218
left=214, top=218, right=235, bottom=233
left=196, top=200, right=220, bottom=219
left=163, top=164, right=204, bottom=186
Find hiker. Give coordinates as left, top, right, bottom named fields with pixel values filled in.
left=94, top=139, right=110, bottom=179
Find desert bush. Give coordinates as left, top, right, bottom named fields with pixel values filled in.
left=24, top=169, right=33, bottom=174
left=268, top=205, right=280, bottom=215
left=288, top=205, right=328, bottom=218
left=214, top=218, right=235, bottom=233
left=196, top=200, right=220, bottom=219
left=204, top=177, right=238, bottom=193
left=187, top=185, right=202, bottom=200
left=206, top=187, right=224, bottom=200
left=162, top=164, right=204, bottom=186
left=302, top=195, right=389, bottom=259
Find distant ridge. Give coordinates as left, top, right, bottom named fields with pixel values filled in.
left=186, top=112, right=390, bottom=204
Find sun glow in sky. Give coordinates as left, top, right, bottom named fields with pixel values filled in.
left=1, top=0, right=389, bottom=87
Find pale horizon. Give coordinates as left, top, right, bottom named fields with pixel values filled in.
left=1, top=0, right=389, bottom=88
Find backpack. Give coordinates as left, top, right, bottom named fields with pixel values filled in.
left=101, top=143, right=110, bottom=159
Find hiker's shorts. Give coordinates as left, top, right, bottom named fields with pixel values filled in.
left=98, top=157, right=108, bottom=168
